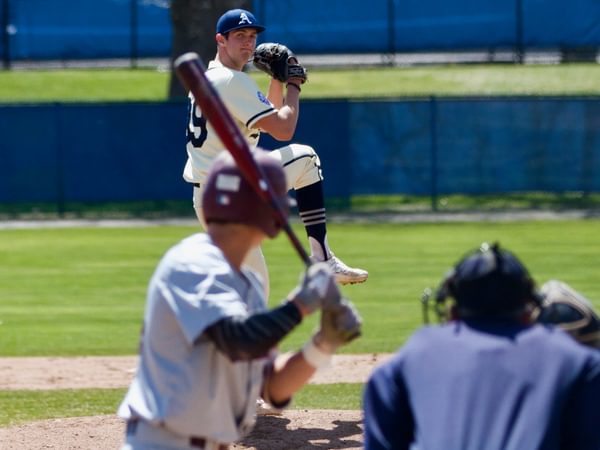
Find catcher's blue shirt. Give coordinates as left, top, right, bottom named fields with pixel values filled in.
left=363, top=320, right=600, bottom=450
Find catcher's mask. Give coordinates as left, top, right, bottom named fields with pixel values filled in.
left=202, top=149, right=294, bottom=238
left=534, top=280, right=600, bottom=349
left=422, top=242, right=540, bottom=323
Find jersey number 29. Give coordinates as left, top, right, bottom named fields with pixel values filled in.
left=186, top=101, right=207, bottom=148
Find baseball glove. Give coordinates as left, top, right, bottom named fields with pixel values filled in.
left=253, top=43, right=308, bottom=84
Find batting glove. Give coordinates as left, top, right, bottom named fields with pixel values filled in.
left=301, top=299, right=362, bottom=369
left=314, top=299, right=362, bottom=353
left=287, top=262, right=341, bottom=315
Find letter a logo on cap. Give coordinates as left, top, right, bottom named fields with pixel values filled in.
left=239, top=12, right=252, bottom=26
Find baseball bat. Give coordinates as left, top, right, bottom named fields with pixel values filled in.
left=174, top=52, right=311, bottom=267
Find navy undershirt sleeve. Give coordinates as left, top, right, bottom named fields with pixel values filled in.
left=202, top=301, right=303, bottom=361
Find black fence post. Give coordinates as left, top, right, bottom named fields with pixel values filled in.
left=2, top=0, right=10, bottom=69
left=386, top=0, right=396, bottom=65
left=515, top=0, right=524, bottom=63
left=54, top=103, right=66, bottom=217
left=429, top=96, right=438, bottom=211
left=130, top=0, right=138, bottom=68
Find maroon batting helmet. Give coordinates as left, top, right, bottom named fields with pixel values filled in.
left=202, top=149, right=292, bottom=238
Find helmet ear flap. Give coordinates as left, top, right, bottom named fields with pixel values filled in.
left=445, top=274, right=459, bottom=300
left=524, top=277, right=542, bottom=308
left=433, top=270, right=457, bottom=322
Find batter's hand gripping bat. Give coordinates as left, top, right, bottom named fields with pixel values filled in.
left=174, top=52, right=311, bottom=267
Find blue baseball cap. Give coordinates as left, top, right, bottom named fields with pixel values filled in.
left=216, top=9, right=265, bottom=35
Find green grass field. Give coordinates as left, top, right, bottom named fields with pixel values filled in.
left=2, top=219, right=600, bottom=425
left=1, top=63, right=599, bottom=102
left=2, top=221, right=599, bottom=356
left=1, top=220, right=600, bottom=425
left=0, top=384, right=364, bottom=426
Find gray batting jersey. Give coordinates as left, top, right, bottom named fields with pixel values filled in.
left=118, top=233, right=269, bottom=443
left=183, top=60, right=277, bottom=184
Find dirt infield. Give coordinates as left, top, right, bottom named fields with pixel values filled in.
left=0, top=354, right=391, bottom=390
left=1, top=411, right=364, bottom=450
left=0, top=354, right=392, bottom=449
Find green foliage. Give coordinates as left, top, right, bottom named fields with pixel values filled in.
left=0, top=64, right=599, bottom=103
left=0, top=388, right=125, bottom=427
left=1, top=221, right=599, bottom=356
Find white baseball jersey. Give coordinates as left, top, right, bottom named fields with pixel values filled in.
left=183, top=60, right=277, bottom=184
left=118, top=233, right=270, bottom=443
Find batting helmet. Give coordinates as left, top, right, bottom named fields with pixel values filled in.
left=535, top=280, right=600, bottom=349
left=434, top=242, right=540, bottom=320
left=202, top=149, right=292, bottom=238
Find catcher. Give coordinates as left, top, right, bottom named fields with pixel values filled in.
left=118, top=150, right=361, bottom=450
left=363, top=243, right=600, bottom=450
left=182, top=8, right=368, bottom=303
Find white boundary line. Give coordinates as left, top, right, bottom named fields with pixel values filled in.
left=0, top=210, right=598, bottom=229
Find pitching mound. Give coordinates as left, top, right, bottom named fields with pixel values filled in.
left=0, top=354, right=392, bottom=390
left=0, top=354, right=391, bottom=449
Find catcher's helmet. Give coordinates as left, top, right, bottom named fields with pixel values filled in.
left=435, top=242, right=539, bottom=319
left=535, top=280, right=600, bottom=349
left=202, top=149, right=292, bottom=238
left=216, top=9, right=265, bottom=35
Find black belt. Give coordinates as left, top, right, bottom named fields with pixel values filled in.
left=126, top=419, right=228, bottom=450
left=193, top=183, right=201, bottom=188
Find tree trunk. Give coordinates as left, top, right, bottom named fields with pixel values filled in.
left=168, top=0, right=252, bottom=99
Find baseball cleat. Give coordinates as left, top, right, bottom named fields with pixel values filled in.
left=256, top=398, right=283, bottom=416
left=325, top=254, right=368, bottom=285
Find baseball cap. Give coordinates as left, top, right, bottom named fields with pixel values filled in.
left=216, top=9, right=265, bottom=35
